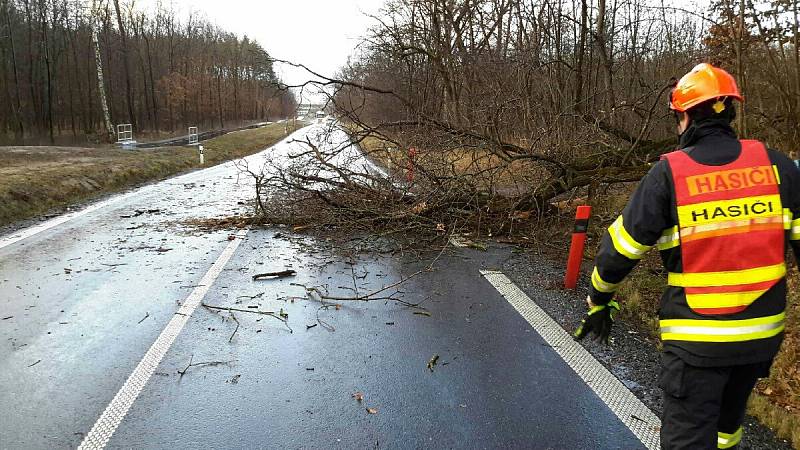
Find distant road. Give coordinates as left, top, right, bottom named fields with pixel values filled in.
left=135, top=121, right=282, bottom=148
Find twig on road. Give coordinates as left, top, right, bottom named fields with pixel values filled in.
left=177, top=354, right=234, bottom=377
left=427, top=354, right=439, bottom=372
left=350, top=264, right=359, bottom=298
left=316, top=305, right=337, bottom=332
left=137, top=312, right=150, bottom=324
left=304, top=268, right=427, bottom=309
left=306, top=237, right=448, bottom=307
left=201, top=303, right=293, bottom=333
left=228, top=312, right=240, bottom=342
left=252, top=270, right=296, bottom=281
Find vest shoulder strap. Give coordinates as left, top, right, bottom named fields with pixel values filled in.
left=662, top=140, right=769, bottom=175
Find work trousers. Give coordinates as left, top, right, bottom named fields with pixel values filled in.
left=659, top=351, right=772, bottom=450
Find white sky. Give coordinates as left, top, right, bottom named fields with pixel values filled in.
left=134, top=0, right=703, bottom=104
left=136, top=0, right=385, bottom=103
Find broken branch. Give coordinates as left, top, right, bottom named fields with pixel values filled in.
left=177, top=354, right=234, bottom=377
left=201, top=303, right=293, bottom=333
left=252, top=270, right=296, bottom=281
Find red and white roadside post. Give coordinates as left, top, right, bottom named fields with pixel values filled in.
left=564, top=205, right=592, bottom=289
left=406, top=147, right=417, bottom=183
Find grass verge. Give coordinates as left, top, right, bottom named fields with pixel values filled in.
left=0, top=121, right=302, bottom=228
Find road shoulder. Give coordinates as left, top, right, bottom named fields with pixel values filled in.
left=500, top=248, right=793, bottom=450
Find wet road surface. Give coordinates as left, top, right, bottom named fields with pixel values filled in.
left=1, top=125, right=651, bottom=449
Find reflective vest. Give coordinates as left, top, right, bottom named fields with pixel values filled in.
left=659, top=140, right=786, bottom=343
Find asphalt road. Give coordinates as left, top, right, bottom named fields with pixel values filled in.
left=1, top=125, right=652, bottom=449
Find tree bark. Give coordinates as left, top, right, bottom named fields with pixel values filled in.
left=112, top=0, right=136, bottom=128
left=3, top=0, right=25, bottom=140
left=91, top=11, right=114, bottom=141
left=735, top=0, right=746, bottom=135
left=39, top=0, right=53, bottom=143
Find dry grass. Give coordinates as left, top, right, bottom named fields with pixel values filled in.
left=0, top=122, right=301, bottom=227
left=353, top=129, right=542, bottom=196
left=752, top=272, right=800, bottom=450
left=748, top=392, right=800, bottom=449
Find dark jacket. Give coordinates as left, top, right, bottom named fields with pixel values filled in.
left=589, top=120, right=800, bottom=367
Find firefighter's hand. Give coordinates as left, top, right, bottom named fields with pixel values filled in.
left=574, top=298, right=619, bottom=345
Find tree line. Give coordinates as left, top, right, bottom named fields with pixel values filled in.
left=0, top=0, right=296, bottom=145
left=330, top=0, right=800, bottom=209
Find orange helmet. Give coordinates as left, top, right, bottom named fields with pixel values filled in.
left=669, top=63, right=742, bottom=112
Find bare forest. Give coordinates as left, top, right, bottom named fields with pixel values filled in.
left=0, top=0, right=296, bottom=145
left=274, top=0, right=800, bottom=229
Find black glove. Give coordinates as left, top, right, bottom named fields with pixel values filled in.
left=574, top=300, right=619, bottom=345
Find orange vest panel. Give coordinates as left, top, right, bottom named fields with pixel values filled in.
left=663, top=140, right=785, bottom=315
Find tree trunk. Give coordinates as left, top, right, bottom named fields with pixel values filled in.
left=23, top=0, right=40, bottom=131
left=91, top=21, right=114, bottom=141
left=39, top=0, right=54, bottom=143
left=143, top=30, right=159, bottom=131
left=735, top=0, right=746, bottom=135
left=112, top=0, right=136, bottom=129
left=216, top=67, right=224, bottom=128
left=3, top=0, right=25, bottom=140
left=595, top=0, right=615, bottom=117
left=574, top=0, right=588, bottom=114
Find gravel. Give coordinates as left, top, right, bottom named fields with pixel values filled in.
left=500, top=248, right=793, bottom=450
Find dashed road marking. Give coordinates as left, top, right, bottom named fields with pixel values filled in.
left=480, top=269, right=661, bottom=450
left=77, top=231, right=248, bottom=449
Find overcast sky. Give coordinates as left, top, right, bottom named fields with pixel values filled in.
left=136, top=0, right=702, bottom=103
left=136, top=0, right=384, bottom=103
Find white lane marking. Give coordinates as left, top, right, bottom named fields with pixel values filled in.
left=480, top=270, right=661, bottom=450
left=0, top=160, right=239, bottom=250
left=78, top=231, right=247, bottom=449
left=0, top=126, right=311, bottom=251
left=0, top=165, right=218, bottom=250
left=0, top=195, right=127, bottom=250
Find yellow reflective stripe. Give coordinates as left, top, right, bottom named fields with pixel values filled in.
left=660, top=312, right=785, bottom=343
left=591, top=267, right=620, bottom=293
left=661, top=312, right=785, bottom=329
left=784, top=209, right=793, bottom=230
left=772, top=165, right=781, bottom=185
left=588, top=305, right=606, bottom=315
left=684, top=215, right=782, bottom=235
left=677, top=194, right=782, bottom=227
left=791, top=217, right=800, bottom=240
left=657, top=226, right=680, bottom=250
left=686, top=290, right=767, bottom=309
left=717, top=426, right=743, bottom=449
left=668, top=263, right=786, bottom=287
left=609, top=216, right=652, bottom=260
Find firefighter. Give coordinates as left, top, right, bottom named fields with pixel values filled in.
left=574, top=63, right=800, bottom=449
